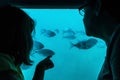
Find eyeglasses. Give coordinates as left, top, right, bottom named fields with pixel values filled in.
left=78, top=2, right=89, bottom=16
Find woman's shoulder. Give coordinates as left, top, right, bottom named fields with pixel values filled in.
left=109, top=25, right=120, bottom=46
left=112, top=25, right=120, bottom=44
left=107, top=25, right=120, bottom=58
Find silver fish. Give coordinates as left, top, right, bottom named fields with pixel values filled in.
left=62, top=28, right=76, bottom=40
left=32, top=40, right=44, bottom=50
left=70, top=38, right=98, bottom=49
left=54, top=29, right=59, bottom=34
left=62, top=28, right=75, bottom=35
left=37, top=49, right=55, bottom=57
left=63, top=35, right=76, bottom=40
left=40, top=29, right=56, bottom=37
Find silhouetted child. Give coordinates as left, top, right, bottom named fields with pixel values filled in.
left=0, top=5, right=54, bottom=80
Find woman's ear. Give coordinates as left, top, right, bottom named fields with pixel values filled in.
left=95, top=0, right=102, bottom=16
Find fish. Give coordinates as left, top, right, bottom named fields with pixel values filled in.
left=32, top=40, right=44, bottom=51
left=86, top=38, right=98, bottom=47
left=62, top=28, right=75, bottom=35
left=70, top=38, right=98, bottom=49
left=40, top=29, right=56, bottom=37
left=63, top=35, right=76, bottom=40
left=62, top=28, right=76, bottom=40
left=36, top=49, right=55, bottom=57
left=54, top=29, right=59, bottom=34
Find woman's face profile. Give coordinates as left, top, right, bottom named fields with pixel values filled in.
left=83, top=6, right=102, bottom=37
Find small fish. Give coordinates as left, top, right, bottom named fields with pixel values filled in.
left=70, top=38, right=98, bottom=49
left=40, top=29, right=56, bottom=37
left=62, top=28, right=75, bottom=35
left=54, top=29, right=59, bottom=34
left=70, top=40, right=88, bottom=49
left=32, top=40, right=44, bottom=50
left=86, top=38, right=98, bottom=47
left=37, top=49, right=55, bottom=57
left=63, top=35, right=76, bottom=40
left=62, top=28, right=76, bottom=40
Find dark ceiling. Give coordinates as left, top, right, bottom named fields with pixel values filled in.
left=10, top=0, right=85, bottom=9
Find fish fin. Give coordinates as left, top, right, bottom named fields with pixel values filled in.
left=69, top=42, right=74, bottom=49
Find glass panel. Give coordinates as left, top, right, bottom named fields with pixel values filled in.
left=21, top=9, right=106, bottom=80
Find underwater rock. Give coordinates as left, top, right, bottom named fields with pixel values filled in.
left=70, top=38, right=98, bottom=49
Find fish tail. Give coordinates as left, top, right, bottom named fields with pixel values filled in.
left=69, top=42, right=74, bottom=49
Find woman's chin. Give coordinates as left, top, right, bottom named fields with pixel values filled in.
left=86, top=31, right=92, bottom=36
left=86, top=32, right=96, bottom=38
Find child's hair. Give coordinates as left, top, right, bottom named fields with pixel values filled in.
left=0, top=5, right=35, bottom=65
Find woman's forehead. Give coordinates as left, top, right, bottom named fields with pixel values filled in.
left=79, top=2, right=89, bottom=10
left=78, top=0, right=97, bottom=10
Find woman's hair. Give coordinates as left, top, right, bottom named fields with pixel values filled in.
left=79, top=0, right=120, bottom=22
left=0, top=5, right=35, bottom=65
left=100, top=0, right=120, bottom=22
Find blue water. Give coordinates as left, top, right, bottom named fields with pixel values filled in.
left=21, top=9, right=107, bottom=80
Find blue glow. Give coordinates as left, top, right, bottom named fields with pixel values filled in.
left=21, top=9, right=107, bottom=80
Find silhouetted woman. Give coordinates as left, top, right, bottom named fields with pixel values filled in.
left=79, top=0, right=120, bottom=80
